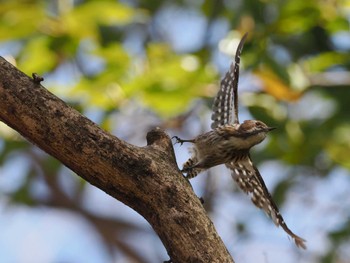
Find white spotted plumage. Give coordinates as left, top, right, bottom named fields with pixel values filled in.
left=211, top=34, right=246, bottom=128
left=174, top=33, right=306, bottom=249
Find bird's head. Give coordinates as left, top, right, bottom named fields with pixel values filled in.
left=237, top=120, right=275, bottom=146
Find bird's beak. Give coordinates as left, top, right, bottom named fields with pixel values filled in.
left=267, top=127, right=276, bottom=132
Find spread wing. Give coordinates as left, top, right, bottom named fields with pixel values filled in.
left=211, top=33, right=248, bottom=129
left=226, top=156, right=306, bottom=249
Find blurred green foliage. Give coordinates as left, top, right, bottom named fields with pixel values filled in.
left=0, top=0, right=350, bottom=262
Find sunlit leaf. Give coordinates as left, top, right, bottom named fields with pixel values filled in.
left=17, top=36, right=57, bottom=74
left=0, top=1, right=45, bottom=40
left=63, top=43, right=131, bottom=109
left=254, top=69, right=302, bottom=101
left=325, top=124, right=350, bottom=168
left=122, top=43, right=217, bottom=116
left=62, top=0, right=137, bottom=41
left=276, top=0, right=321, bottom=33
left=325, top=16, right=350, bottom=32
left=302, top=51, right=350, bottom=73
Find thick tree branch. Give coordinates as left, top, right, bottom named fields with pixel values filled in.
left=0, top=57, right=234, bottom=263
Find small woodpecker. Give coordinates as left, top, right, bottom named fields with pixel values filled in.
left=173, top=33, right=306, bottom=249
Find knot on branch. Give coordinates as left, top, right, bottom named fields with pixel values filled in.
left=146, top=127, right=178, bottom=166
left=146, top=127, right=170, bottom=146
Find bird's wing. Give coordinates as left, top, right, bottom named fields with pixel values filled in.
left=211, top=33, right=248, bottom=129
left=226, top=156, right=306, bottom=249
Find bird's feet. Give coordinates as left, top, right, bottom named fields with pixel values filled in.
left=172, top=136, right=194, bottom=145
left=172, top=136, right=185, bottom=145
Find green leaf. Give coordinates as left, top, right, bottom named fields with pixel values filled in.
left=0, top=1, right=45, bottom=40
left=302, top=51, right=350, bottom=73
left=63, top=0, right=137, bottom=40
left=18, top=36, right=57, bottom=74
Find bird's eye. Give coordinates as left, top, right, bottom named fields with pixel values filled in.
left=256, top=122, right=263, bottom=127
left=255, top=121, right=267, bottom=130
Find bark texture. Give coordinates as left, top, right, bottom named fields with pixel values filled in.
left=0, top=57, right=234, bottom=263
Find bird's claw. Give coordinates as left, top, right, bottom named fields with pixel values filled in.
left=172, top=135, right=184, bottom=145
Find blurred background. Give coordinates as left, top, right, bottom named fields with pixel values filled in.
left=1, top=0, right=350, bottom=262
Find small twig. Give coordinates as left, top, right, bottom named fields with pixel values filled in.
left=32, top=73, right=44, bottom=84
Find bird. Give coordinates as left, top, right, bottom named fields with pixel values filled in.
left=173, top=33, right=306, bottom=249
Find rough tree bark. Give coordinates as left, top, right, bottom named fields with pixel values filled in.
left=0, top=57, right=234, bottom=263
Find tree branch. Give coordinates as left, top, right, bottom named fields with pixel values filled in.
left=0, top=57, right=234, bottom=263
